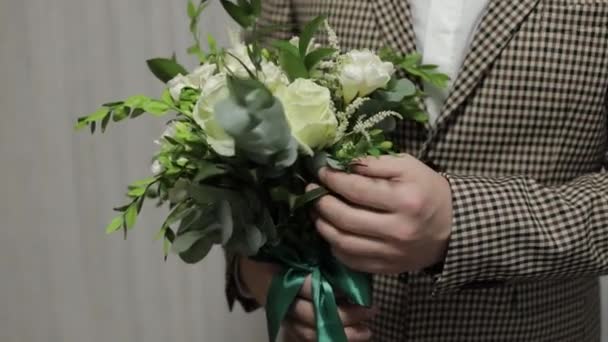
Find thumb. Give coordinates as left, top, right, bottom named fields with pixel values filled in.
left=350, top=155, right=406, bottom=179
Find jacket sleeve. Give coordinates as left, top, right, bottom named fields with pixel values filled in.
left=225, top=0, right=297, bottom=313
left=434, top=161, right=608, bottom=294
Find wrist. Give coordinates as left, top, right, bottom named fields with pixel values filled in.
left=235, top=256, right=256, bottom=300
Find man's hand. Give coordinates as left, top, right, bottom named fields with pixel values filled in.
left=311, top=154, right=453, bottom=274
left=239, top=257, right=377, bottom=341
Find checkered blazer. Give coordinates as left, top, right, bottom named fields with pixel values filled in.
left=225, top=0, right=608, bottom=341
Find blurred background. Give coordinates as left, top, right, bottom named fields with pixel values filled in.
left=0, top=1, right=606, bottom=341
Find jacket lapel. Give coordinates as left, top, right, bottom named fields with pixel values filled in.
left=374, top=0, right=417, bottom=55
left=427, top=0, right=542, bottom=142
left=373, top=0, right=431, bottom=124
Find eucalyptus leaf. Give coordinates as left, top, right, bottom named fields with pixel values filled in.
left=215, top=77, right=298, bottom=168
left=377, top=78, right=417, bottom=102
left=178, top=233, right=218, bottom=264
left=172, top=230, right=206, bottom=254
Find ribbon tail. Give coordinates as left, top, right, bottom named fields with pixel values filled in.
left=265, top=268, right=307, bottom=342
left=323, top=258, right=373, bottom=307
left=312, top=268, right=348, bottom=342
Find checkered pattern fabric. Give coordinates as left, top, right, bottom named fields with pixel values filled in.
left=226, top=0, right=608, bottom=340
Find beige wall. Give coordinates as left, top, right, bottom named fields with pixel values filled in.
left=0, top=1, right=267, bottom=341
left=0, top=0, right=606, bottom=341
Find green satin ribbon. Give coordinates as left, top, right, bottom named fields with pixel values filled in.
left=261, top=246, right=372, bottom=342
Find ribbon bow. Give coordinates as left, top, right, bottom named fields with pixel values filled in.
left=262, top=245, right=372, bottom=342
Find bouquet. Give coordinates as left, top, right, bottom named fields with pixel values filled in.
left=76, top=1, right=447, bottom=341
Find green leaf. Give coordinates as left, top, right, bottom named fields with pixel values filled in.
left=124, top=95, right=150, bottom=109
left=178, top=234, right=215, bottom=264
left=128, top=187, right=146, bottom=197
left=131, top=177, right=157, bottom=187
left=272, top=40, right=301, bottom=58
left=161, top=89, right=173, bottom=106
left=101, top=112, right=111, bottom=132
left=130, top=108, right=145, bottom=119
left=172, top=231, right=206, bottom=254
left=112, top=106, right=129, bottom=122
left=299, top=15, right=326, bottom=56
left=304, top=47, right=336, bottom=70
left=207, top=34, right=218, bottom=54
left=124, top=205, right=138, bottom=230
left=87, top=107, right=111, bottom=122
left=236, top=0, right=252, bottom=13
left=194, top=162, right=227, bottom=182
left=251, top=0, right=262, bottom=16
left=220, top=0, right=253, bottom=28
left=102, top=101, right=124, bottom=107
left=146, top=58, right=188, bottom=83
left=187, top=0, right=196, bottom=18
left=377, top=78, right=417, bottom=102
left=279, top=51, right=308, bottom=81
left=163, top=235, right=172, bottom=258
left=74, top=117, right=89, bottom=130
left=293, top=186, right=329, bottom=210
left=143, top=100, right=171, bottom=116
left=105, top=216, right=124, bottom=234
left=189, top=184, right=239, bottom=207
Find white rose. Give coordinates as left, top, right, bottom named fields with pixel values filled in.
left=150, top=159, right=164, bottom=175
left=167, top=63, right=217, bottom=101
left=192, top=73, right=235, bottom=156
left=168, top=74, right=195, bottom=101
left=224, top=43, right=255, bottom=78
left=339, top=49, right=395, bottom=104
left=188, top=64, right=217, bottom=88
left=154, top=122, right=177, bottom=146
left=277, top=79, right=337, bottom=155
left=260, top=61, right=289, bottom=93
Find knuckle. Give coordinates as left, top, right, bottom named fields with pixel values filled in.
left=345, top=326, right=371, bottom=341
left=301, top=328, right=316, bottom=341
left=397, top=194, right=425, bottom=215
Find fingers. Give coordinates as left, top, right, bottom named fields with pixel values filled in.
left=312, top=190, right=394, bottom=240
left=317, top=168, right=396, bottom=211
left=315, top=216, right=400, bottom=259
left=287, top=298, right=378, bottom=328
left=284, top=300, right=376, bottom=341
left=332, top=248, right=397, bottom=274
left=284, top=320, right=373, bottom=342
left=350, top=155, right=408, bottom=179
left=298, top=275, right=313, bottom=300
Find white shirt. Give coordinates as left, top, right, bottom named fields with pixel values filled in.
left=409, top=0, right=490, bottom=123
